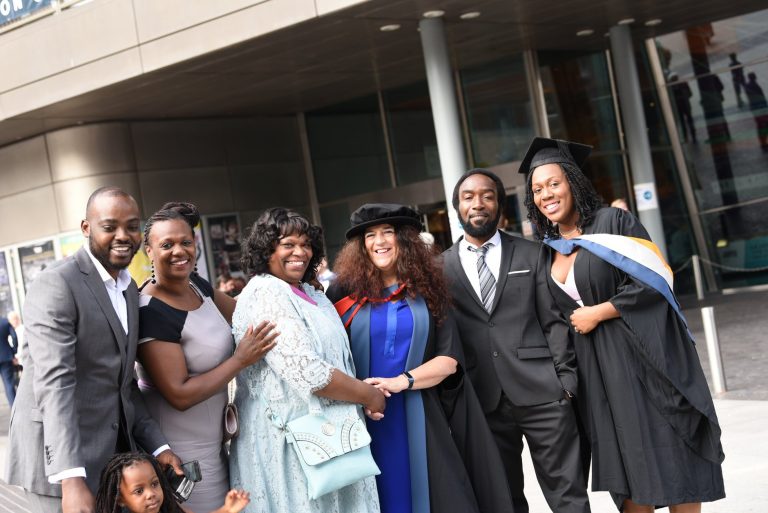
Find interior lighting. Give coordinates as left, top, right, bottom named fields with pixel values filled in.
left=460, top=11, right=481, bottom=20
left=423, top=10, right=445, bottom=18
left=576, top=29, right=594, bottom=37
left=379, top=24, right=401, bottom=32
left=645, top=19, right=662, bottom=26
left=617, top=18, right=635, bottom=25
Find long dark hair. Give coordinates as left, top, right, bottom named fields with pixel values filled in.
left=96, top=452, right=182, bottom=513
left=523, top=162, right=603, bottom=239
left=334, top=224, right=449, bottom=323
left=240, top=207, right=325, bottom=283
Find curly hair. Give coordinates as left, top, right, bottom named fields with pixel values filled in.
left=523, top=161, right=603, bottom=240
left=240, top=207, right=325, bottom=283
left=96, top=452, right=182, bottom=513
left=143, top=201, right=200, bottom=246
left=334, top=224, right=449, bottom=323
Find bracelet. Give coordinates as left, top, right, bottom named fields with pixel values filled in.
left=402, top=371, right=415, bottom=389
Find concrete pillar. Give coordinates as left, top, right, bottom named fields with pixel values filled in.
left=609, top=24, right=668, bottom=259
left=419, top=17, right=467, bottom=241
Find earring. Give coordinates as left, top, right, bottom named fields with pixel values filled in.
left=150, top=261, right=157, bottom=284
left=193, top=264, right=198, bottom=275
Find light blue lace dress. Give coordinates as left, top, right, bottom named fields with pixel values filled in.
left=229, top=274, right=380, bottom=513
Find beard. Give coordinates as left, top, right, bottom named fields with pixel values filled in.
left=89, top=238, right=137, bottom=273
left=460, top=210, right=500, bottom=239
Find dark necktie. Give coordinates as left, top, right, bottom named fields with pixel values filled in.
left=469, top=243, right=496, bottom=312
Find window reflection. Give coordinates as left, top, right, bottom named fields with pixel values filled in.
left=382, top=82, right=440, bottom=186
left=306, top=95, right=391, bottom=203
left=460, top=56, right=535, bottom=166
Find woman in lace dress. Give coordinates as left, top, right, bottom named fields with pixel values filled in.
left=229, top=207, right=383, bottom=513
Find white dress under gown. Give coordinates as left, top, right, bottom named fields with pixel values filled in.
left=229, top=273, right=380, bottom=513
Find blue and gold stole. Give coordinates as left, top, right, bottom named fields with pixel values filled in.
left=544, top=233, right=693, bottom=341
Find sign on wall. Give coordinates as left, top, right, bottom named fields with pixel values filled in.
left=0, top=0, right=53, bottom=27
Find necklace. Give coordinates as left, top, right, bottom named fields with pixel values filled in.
left=558, top=226, right=580, bottom=238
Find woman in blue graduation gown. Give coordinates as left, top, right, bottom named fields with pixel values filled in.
left=328, top=203, right=514, bottom=513
left=521, top=138, right=724, bottom=513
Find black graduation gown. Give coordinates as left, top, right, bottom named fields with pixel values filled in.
left=545, top=208, right=725, bottom=509
left=327, top=284, right=515, bottom=513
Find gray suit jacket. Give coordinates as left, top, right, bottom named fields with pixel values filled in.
left=6, top=247, right=167, bottom=496
left=443, top=232, right=578, bottom=412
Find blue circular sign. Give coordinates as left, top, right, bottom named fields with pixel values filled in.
left=643, top=191, right=653, bottom=200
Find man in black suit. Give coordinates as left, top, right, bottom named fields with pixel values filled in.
left=443, top=169, right=589, bottom=513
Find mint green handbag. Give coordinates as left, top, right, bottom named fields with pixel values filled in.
left=285, top=410, right=380, bottom=499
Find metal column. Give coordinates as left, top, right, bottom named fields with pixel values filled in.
left=609, top=24, right=668, bottom=259
left=419, top=17, right=468, bottom=241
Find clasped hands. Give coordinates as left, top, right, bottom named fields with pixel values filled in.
left=362, top=374, right=410, bottom=421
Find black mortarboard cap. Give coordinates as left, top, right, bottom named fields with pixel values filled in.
left=346, top=203, right=422, bottom=239
left=518, top=137, right=593, bottom=175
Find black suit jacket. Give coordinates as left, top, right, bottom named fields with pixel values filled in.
left=443, top=232, right=577, bottom=411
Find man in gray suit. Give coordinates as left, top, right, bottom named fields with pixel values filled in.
left=7, top=187, right=182, bottom=513
left=443, top=169, right=589, bottom=513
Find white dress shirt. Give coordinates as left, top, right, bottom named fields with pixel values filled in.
left=458, top=230, right=502, bottom=302
left=49, top=246, right=168, bottom=483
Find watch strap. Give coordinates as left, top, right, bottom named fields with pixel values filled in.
left=402, top=371, right=414, bottom=389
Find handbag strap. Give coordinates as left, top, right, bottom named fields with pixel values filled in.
left=227, top=379, right=236, bottom=404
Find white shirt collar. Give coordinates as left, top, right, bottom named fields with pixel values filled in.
left=460, top=230, right=502, bottom=252
left=84, top=244, right=132, bottom=292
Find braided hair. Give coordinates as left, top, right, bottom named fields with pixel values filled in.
left=96, top=452, right=182, bottom=513
left=523, top=161, right=603, bottom=240
left=143, top=202, right=200, bottom=246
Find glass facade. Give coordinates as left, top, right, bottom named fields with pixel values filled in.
left=382, top=82, right=441, bottom=186
left=538, top=50, right=629, bottom=208
left=306, top=95, right=391, bottom=204
left=656, top=8, right=768, bottom=288
left=460, top=55, right=535, bottom=167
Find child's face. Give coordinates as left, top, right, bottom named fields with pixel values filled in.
left=118, top=461, right=164, bottom=513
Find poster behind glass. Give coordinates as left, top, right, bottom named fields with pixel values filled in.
left=0, top=251, right=14, bottom=317
left=205, top=214, right=244, bottom=286
left=19, top=240, right=56, bottom=291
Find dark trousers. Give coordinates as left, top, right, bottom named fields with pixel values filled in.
left=0, top=360, right=15, bottom=406
left=486, top=393, right=590, bottom=513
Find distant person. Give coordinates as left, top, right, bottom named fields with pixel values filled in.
left=317, top=257, right=337, bottom=291
left=610, top=198, right=629, bottom=211
left=0, top=314, right=18, bottom=406
left=95, top=452, right=251, bottom=513
left=229, top=276, right=247, bottom=296
left=522, top=137, right=724, bottom=513
left=745, top=72, right=768, bottom=150
left=217, top=273, right=234, bottom=296
left=7, top=186, right=183, bottom=512
left=729, top=53, right=746, bottom=108
left=669, top=73, right=696, bottom=143
left=7, top=310, right=23, bottom=354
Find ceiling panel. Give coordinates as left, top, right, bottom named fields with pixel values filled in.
left=0, top=0, right=765, bottom=146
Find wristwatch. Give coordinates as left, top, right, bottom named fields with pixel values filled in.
left=402, top=371, right=415, bottom=390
